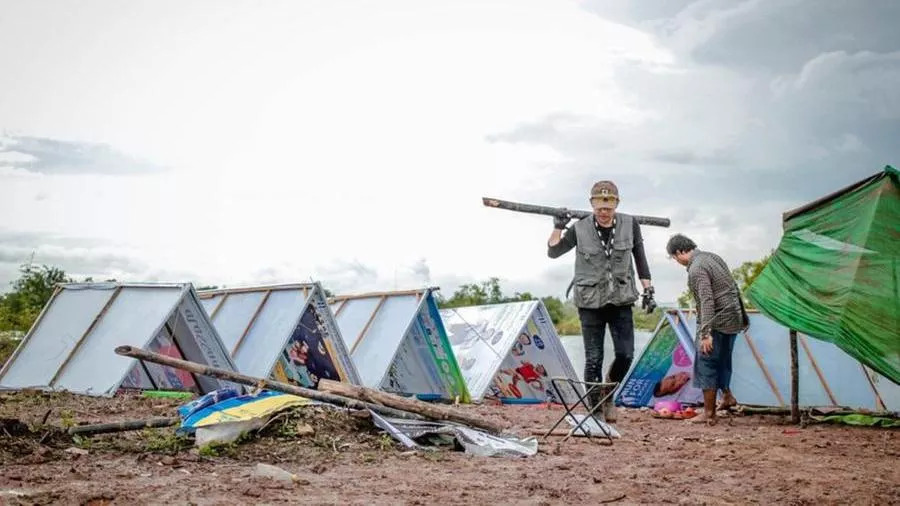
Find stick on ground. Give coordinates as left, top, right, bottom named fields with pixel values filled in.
left=68, top=417, right=180, bottom=436
left=114, top=346, right=505, bottom=433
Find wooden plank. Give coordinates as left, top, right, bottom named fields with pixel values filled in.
left=333, top=299, right=348, bottom=317
left=742, top=331, right=786, bottom=406
left=860, top=364, right=888, bottom=411
left=198, top=284, right=311, bottom=298
left=208, top=293, right=229, bottom=320
left=350, top=295, right=387, bottom=354
left=330, top=288, right=436, bottom=302
left=231, top=290, right=272, bottom=356
left=798, top=335, right=838, bottom=406
left=49, top=286, right=123, bottom=386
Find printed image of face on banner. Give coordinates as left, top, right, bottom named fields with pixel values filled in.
left=279, top=305, right=341, bottom=388
left=617, top=322, right=703, bottom=407
left=132, top=329, right=197, bottom=391
left=653, top=371, right=691, bottom=397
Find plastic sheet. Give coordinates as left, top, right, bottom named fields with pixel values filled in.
left=370, top=410, right=538, bottom=457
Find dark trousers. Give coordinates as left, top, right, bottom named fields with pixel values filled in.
left=578, top=304, right=635, bottom=387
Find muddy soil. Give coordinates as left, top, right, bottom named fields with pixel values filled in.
left=1, top=391, right=898, bottom=505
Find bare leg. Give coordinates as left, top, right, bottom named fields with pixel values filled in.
left=691, top=389, right=718, bottom=425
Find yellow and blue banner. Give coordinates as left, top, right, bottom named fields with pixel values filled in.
left=178, top=389, right=311, bottom=431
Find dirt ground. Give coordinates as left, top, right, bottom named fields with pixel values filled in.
left=1, top=391, right=898, bottom=506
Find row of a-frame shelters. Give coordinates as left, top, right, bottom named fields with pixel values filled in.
left=0, top=282, right=582, bottom=406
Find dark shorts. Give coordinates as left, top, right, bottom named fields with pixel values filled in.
left=693, top=330, right=737, bottom=391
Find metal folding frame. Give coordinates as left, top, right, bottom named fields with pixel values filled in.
left=542, top=377, right=617, bottom=444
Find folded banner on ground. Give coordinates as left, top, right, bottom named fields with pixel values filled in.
left=178, top=388, right=312, bottom=445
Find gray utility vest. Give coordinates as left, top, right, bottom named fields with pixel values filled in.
left=571, top=213, right=640, bottom=309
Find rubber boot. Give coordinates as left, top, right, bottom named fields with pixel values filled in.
left=600, top=377, right=617, bottom=423
left=601, top=385, right=617, bottom=423
left=587, top=388, right=603, bottom=413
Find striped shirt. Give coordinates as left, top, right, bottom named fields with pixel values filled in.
left=687, top=250, right=747, bottom=336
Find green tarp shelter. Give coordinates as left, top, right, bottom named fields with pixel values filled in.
left=747, top=165, right=899, bottom=385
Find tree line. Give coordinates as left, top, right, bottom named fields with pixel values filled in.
left=0, top=254, right=770, bottom=366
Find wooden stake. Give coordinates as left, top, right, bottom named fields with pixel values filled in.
left=790, top=329, right=800, bottom=424
left=68, top=417, right=179, bottom=436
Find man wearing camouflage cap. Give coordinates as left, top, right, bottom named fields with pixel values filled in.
left=547, top=181, right=655, bottom=422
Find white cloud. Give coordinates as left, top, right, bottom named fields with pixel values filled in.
left=0, top=0, right=896, bottom=307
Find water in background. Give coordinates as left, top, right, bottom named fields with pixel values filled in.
left=560, top=331, right=653, bottom=381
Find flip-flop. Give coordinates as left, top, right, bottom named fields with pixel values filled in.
left=652, top=411, right=695, bottom=420
left=687, top=415, right=717, bottom=426
left=716, top=399, right=738, bottom=411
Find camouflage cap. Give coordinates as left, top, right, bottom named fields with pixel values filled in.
left=590, top=180, right=619, bottom=201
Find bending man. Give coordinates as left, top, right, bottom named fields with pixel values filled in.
left=666, top=233, right=748, bottom=425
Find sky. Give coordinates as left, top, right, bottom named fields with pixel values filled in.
left=1, top=0, right=898, bottom=304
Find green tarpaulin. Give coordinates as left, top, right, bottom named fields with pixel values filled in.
left=747, top=165, right=900, bottom=385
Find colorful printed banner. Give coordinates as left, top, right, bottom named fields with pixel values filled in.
left=180, top=389, right=310, bottom=430
left=615, top=312, right=703, bottom=407
left=272, top=303, right=346, bottom=388
left=384, top=292, right=469, bottom=402
left=442, top=301, right=581, bottom=404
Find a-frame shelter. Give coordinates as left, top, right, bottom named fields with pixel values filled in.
left=0, top=282, right=239, bottom=396
left=198, top=283, right=360, bottom=388
left=329, top=287, right=469, bottom=402
left=440, top=300, right=581, bottom=404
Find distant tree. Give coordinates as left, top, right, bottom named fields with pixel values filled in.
left=732, top=253, right=771, bottom=308
left=633, top=307, right=664, bottom=331
left=437, top=277, right=534, bottom=309
left=540, top=296, right=566, bottom=324
left=673, top=252, right=771, bottom=309
left=196, top=285, right=219, bottom=291
left=677, top=289, right=693, bottom=309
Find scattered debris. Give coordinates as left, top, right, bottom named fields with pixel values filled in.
left=253, top=463, right=298, bottom=483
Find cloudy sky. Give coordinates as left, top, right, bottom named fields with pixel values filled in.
left=1, top=0, right=897, bottom=304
